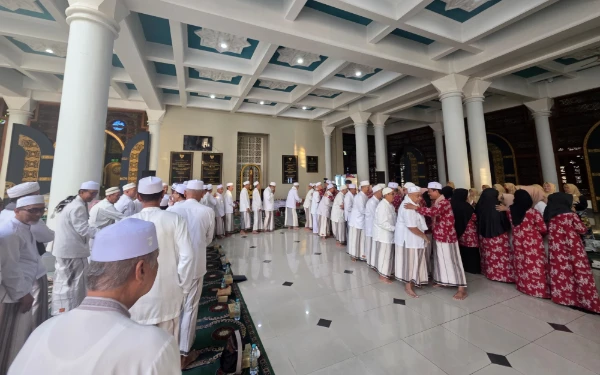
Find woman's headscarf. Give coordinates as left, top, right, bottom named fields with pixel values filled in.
left=451, top=188, right=474, bottom=239
left=441, top=186, right=454, bottom=200
left=518, top=185, right=545, bottom=206
left=510, top=190, right=533, bottom=226
left=493, top=184, right=506, bottom=194
left=476, top=188, right=510, bottom=238
left=504, top=183, right=517, bottom=195
left=564, top=183, right=581, bottom=203
left=544, top=192, right=573, bottom=223
left=543, top=182, right=556, bottom=197
left=446, top=181, right=455, bottom=189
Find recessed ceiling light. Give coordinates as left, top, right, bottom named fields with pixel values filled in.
left=210, top=94, right=216, bottom=99
left=45, top=48, right=53, bottom=54
left=302, top=106, right=307, bottom=110
left=355, top=71, right=362, bottom=77
left=259, top=101, right=265, bottom=105
left=220, top=42, right=228, bottom=49
left=297, top=57, right=304, bottom=64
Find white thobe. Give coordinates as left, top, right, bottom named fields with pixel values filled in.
left=331, top=192, right=345, bottom=223
left=348, top=192, right=368, bottom=230
left=286, top=187, right=302, bottom=208
left=205, top=193, right=217, bottom=213
left=215, top=193, right=226, bottom=217
left=394, top=196, right=428, bottom=248
left=303, top=189, right=313, bottom=209
left=252, top=188, right=263, bottom=211
left=311, top=190, right=320, bottom=213
left=239, top=188, right=251, bottom=212
left=53, top=195, right=98, bottom=259
left=9, top=297, right=180, bottom=375
left=114, top=195, right=136, bottom=217
left=0, top=208, right=54, bottom=244
left=317, top=192, right=333, bottom=218
left=224, top=191, right=234, bottom=214
left=88, top=199, right=124, bottom=229
left=263, top=188, right=275, bottom=211
left=344, top=192, right=355, bottom=222
left=365, top=197, right=379, bottom=238
left=128, top=208, right=195, bottom=326
left=373, top=200, right=396, bottom=244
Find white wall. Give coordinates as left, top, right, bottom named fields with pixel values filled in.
left=157, top=106, right=326, bottom=199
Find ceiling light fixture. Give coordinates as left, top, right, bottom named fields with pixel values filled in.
left=297, top=57, right=304, bottom=64
left=220, top=42, right=228, bottom=49
left=302, top=106, right=307, bottom=110
left=210, top=94, right=216, bottom=99
left=45, top=48, right=53, bottom=54
left=259, top=101, right=265, bottom=105
left=355, top=71, right=362, bottom=77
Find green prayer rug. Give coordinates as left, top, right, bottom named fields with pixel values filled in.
left=229, top=210, right=306, bottom=234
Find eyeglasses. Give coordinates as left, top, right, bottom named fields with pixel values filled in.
left=23, top=207, right=47, bottom=215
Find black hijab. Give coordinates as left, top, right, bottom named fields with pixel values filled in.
left=451, top=188, right=474, bottom=239
left=421, top=191, right=432, bottom=207
left=441, top=186, right=454, bottom=200
left=476, top=188, right=510, bottom=238
left=510, top=190, right=532, bottom=227
left=544, top=192, right=573, bottom=223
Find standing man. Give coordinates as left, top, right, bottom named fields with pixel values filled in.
left=285, top=182, right=302, bottom=229
left=224, top=183, right=235, bottom=236
left=317, top=184, right=335, bottom=238
left=160, top=182, right=170, bottom=210
left=252, top=181, right=263, bottom=234
left=214, top=185, right=226, bottom=239
left=167, top=184, right=186, bottom=210
left=388, top=182, right=402, bottom=212
left=168, top=180, right=214, bottom=367
left=52, top=181, right=100, bottom=315
left=303, top=183, right=314, bottom=230
left=344, top=184, right=356, bottom=236
left=263, top=182, right=276, bottom=232
left=9, top=219, right=181, bottom=375
left=115, top=183, right=137, bottom=217
left=89, top=186, right=124, bottom=229
left=311, top=182, right=322, bottom=234
left=0, top=195, right=47, bottom=373
left=331, top=185, right=347, bottom=245
left=365, top=185, right=383, bottom=268
left=348, top=181, right=370, bottom=261
left=239, top=181, right=252, bottom=235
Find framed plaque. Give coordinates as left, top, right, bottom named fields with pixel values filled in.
left=201, top=153, right=223, bottom=184
left=169, top=152, right=193, bottom=185
left=282, top=155, right=298, bottom=184
left=306, top=156, right=318, bottom=173
left=183, top=135, right=213, bottom=151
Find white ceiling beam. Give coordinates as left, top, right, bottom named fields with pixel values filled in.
left=0, top=68, right=26, bottom=96
left=0, top=13, right=68, bottom=43
left=381, top=92, right=439, bottom=115
left=38, top=0, right=69, bottom=30
left=538, top=61, right=578, bottom=79
left=539, top=65, right=600, bottom=98
left=366, top=0, right=434, bottom=44
left=232, top=42, right=278, bottom=112
left=169, top=21, right=188, bottom=107
left=366, top=22, right=395, bottom=44
left=428, top=43, right=459, bottom=61
left=388, top=107, right=436, bottom=123
left=110, top=81, right=129, bottom=99
left=20, top=54, right=65, bottom=74
left=284, top=0, right=308, bottom=21
left=487, top=75, right=539, bottom=100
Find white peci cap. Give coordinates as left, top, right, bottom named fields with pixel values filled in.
left=309, top=183, right=314, bottom=187
left=253, top=181, right=259, bottom=186
left=327, top=184, right=334, bottom=189
left=175, top=184, right=186, bottom=195
left=372, top=185, right=383, bottom=193
left=16, top=195, right=45, bottom=208
left=162, top=182, right=167, bottom=187
left=293, top=182, right=300, bottom=187
left=404, top=182, right=416, bottom=189
left=226, top=182, right=234, bottom=187
left=91, top=219, right=158, bottom=262
left=123, top=183, right=136, bottom=191
left=340, top=184, right=348, bottom=191
left=348, top=184, right=356, bottom=189
left=217, top=184, right=223, bottom=189
left=138, top=177, right=163, bottom=194
left=315, top=182, right=322, bottom=186
left=187, top=180, right=204, bottom=190
left=7, top=182, right=40, bottom=198
left=270, top=182, right=276, bottom=186
left=359, top=180, right=370, bottom=187
left=243, top=181, right=250, bottom=186
left=81, top=181, right=100, bottom=191
left=388, top=182, right=399, bottom=189
left=408, top=186, right=421, bottom=193
left=427, top=182, right=442, bottom=190
left=382, top=187, right=393, bottom=196
left=105, top=187, right=120, bottom=195
left=207, top=184, right=213, bottom=189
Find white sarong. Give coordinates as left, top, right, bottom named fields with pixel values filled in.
left=285, top=208, right=298, bottom=227
left=433, top=241, right=467, bottom=287
left=347, top=226, right=365, bottom=260
left=395, top=244, right=428, bottom=286
left=263, top=211, right=275, bottom=231
left=376, top=241, right=395, bottom=278
left=179, top=277, right=203, bottom=355
left=318, top=215, right=330, bottom=237
left=253, top=210, right=263, bottom=231
left=31, top=275, right=49, bottom=328
left=425, top=234, right=433, bottom=275
left=240, top=211, right=252, bottom=230
left=304, top=208, right=312, bottom=228
left=157, top=316, right=180, bottom=342
left=364, top=236, right=373, bottom=267
left=335, top=220, right=347, bottom=243
left=216, top=216, right=225, bottom=236
left=0, top=302, right=33, bottom=373
left=52, top=257, right=88, bottom=315
left=225, top=213, right=234, bottom=233
left=312, top=214, right=319, bottom=234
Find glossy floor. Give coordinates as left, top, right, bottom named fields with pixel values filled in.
left=218, top=229, right=600, bottom=375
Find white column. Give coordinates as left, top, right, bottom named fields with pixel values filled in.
left=146, top=109, right=166, bottom=171
left=371, top=113, right=389, bottom=181
left=350, top=112, right=371, bottom=181
left=48, top=0, right=128, bottom=222
left=432, top=74, right=471, bottom=188
left=464, top=78, right=492, bottom=189
left=323, top=126, right=333, bottom=179
left=0, top=97, right=35, bottom=197
left=430, top=123, right=447, bottom=184
left=525, top=98, right=559, bottom=186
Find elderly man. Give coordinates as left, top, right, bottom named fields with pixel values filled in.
left=128, top=177, right=195, bottom=361
left=167, top=184, right=186, bottom=210
left=0, top=195, right=47, bottom=372
left=317, top=184, right=335, bottom=238
left=251, top=181, right=263, bottom=234
left=115, top=183, right=137, bottom=217
left=214, top=185, right=226, bottom=238
left=239, top=181, right=252, bottom=235
left=160, top=182, right=170, bottom=210
left=285, top=182, right=302, bottom=229
left=224, top=183, right=235, bottom=235
left=374, top=188, right=397, bottom=281
left=311, top=182, right=322, bottom=234
left=52, top=181, right=100, bottom=315
left=89, top=187, right=124, bottom=229
left=263, top=182, right=276, bottom=232
left=303, top=183, right=314, bottom=230
left=331, top=185, right=347, bottom=245
left=365, top=185, right=383, bottom=268
left=168, top=180, right=214, bottom=367
left=348, top=181, right=371, bottom=261
left=9, top=219, right=180, bottom=374
left=388, top=182, right=402, bottom=212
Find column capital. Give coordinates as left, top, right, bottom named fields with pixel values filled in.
left=146, top=109, right=166, bottom=126
left=4, top=96, right=35, bottom=112
left=429, top=122, right=444, bottom=134
left=431, top=74, right=469, bottom=98
left=7, top=109, right=33, bottom=119
left=370, top=113, right=389, bottom=127
left=463, top=78, right=491, bottom=102
left=66, top=0, right=130, bottom=37
left=524, top=98, right=553, bottom=117
left=350, top=111, right=371, bottom=125
left=322, top=125, right=334, bottom=137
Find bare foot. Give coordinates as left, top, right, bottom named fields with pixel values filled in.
left=351, top=258, right=357, bottom=262
left=240, top=231, right=247, bottom=235
left=432, top=283, right=445, bottom=288
left=453, top=287, right=468, bottom=300
left=405, top=284, right=419, bottom=298
left=252, top=231, right=258, bottom=234
left=181, top=350, right=201, bottom=369
left=379, top=276, right=393, bottom=284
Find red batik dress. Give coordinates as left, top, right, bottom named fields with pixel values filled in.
left=479, top=211, right=514, bottom=283
left=548, top=212, right=600, bottom=313
left=508, top=208, right=550, bottom=298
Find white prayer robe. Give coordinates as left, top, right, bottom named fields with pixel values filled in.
left=9, top=297, right=180, bottom=375
left=348, top=192, right=368, bottom=230
left=128, top=208, right=195, bottom=328
left=285, top=187, right=302, bottom=227
left=224, top=190, right=235, bottom=233
left=114, top=195, right=136, bottom=217
left=394, top=196, right=429, bottom=285
left=373, top=199, right=397, bottom=276
left=263, top=187, right=275, bottom=231
left=311, top=190, right=321, bottom=233
left=303, top=189, right=314, bottom=228
left=88, top=199, right=124, bottom=229
left=215, top=192, right=226, bottom=236
left=344, top=192, right=355, bottom=222
left=317, top=192, right=333, bottom=237
left=239, top=188, right=251, bottom=230
left=215, top=193, right=226, bottom=217
left=331, top=192, right=345, bottom=223
left=52, top=195, right=98, bottom=259
left=160, top=194, right=170, bottom=208
left=364, top=196, right=380, bottom=267
left=0, top=208, right=54, bottom=244
left=252, top=188, right=263, bottom=231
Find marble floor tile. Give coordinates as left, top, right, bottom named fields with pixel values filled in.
left=508, top=343, right=596, bottom=375
left=501, top=295, right=585, bottom=325
left=535, top=330, right=600, bottom=373
left=474, top=304, right=554, bottom=341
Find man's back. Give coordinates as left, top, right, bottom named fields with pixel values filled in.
left=53, top=196, right=91, bottom=258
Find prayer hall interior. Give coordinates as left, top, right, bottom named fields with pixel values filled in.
left=2, top=0, right=600, bottom=374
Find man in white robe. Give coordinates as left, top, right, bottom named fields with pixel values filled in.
left=160, top=183, right=170, bottom=210
left=52, top=181, right=100, bottom=315
left=303, top=183, right=314, bottom=230
left=0, top=195, right=47, bottom=373
left=252, top=181, right=263, bottom=233
left=114, top=183, right=137, bottom=217
left=331, top=185, right=347, bottom=244
left=344, top=184, right=356, bottom=238
left=128, top=177, right=195, bottom=355
left=263, top=182, right=276, bottom=232
left=285, top=182, right=302, bottom=229
left=317, top=184, right=335, bottom=238
left=239, top=181, right=252, bottom=234
left=348, top=181, right=370, bottom=261
left=89, top=186, right=124, bottom=229
left=374, top=188, right=397, bottom=280
left=224, top=183, right=235, bottom=235
left=9, top=219, right=180, bottom=374
left=311, top=182, right=322, bottom=234
left=365, top=185, right=383, bottom=268
left=215, top=185, right=226, bottom=238
left=168, top=180, right=214, bottom=366
left=166, top=184, right=186, bottom=211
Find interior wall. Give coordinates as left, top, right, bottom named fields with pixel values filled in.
left=157, top=106, right=326, bottom=199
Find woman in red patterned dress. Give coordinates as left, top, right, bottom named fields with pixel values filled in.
left=500, top=190, right=549, bottom=298
left=476, top=188, right=514, bottom=283
left=452, top=189, right=480, bottom=274
left=545, top=193, right=600, bottom=313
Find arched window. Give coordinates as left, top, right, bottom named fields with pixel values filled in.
left=111, top=120, right=125, bottom=131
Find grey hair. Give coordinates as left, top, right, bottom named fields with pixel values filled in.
left=86, top=249, right=159, bottom=291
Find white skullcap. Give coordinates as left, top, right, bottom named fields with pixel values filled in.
left=217, top=184, right=223, bottom=189
left=428, top=182, right=443, bottom=190
left=16, top=195, right=45, bottom=208
left=226, top=183, right=233, bottom=187
left=91, top=219, right=158, bottom=262
left=81, top=181, right=100, bottom=190
left=207, top=184, right=213, bottom=189
left=377, top=184, right=386, bottom=190
left=123, top=183, right=136, bottom=191
left=372, top=185, right=383, bottom=193
left=388, top=182, right=399, bottom=189
left=138, top=177, right=163, bottom=194
left=171, top=183, right=178, bottom=190
left=105, top=187, right=120, bottom=195
left=175, top=184, right=186, bottom=195
left=315, top=182, right=322, bottom=186
left=340, top=184, right=348, bottom=191
left=269, top=182, right=276, bottom=186
left=404, top=182, right=416, bottom=188
left=162, top=182, right=167, bottom=187
left=187, top=180, right=204, bottom=190
left=382, top=187, right=393, bottom=196
left=348, top=184, right=356, bottom=189
left=326, top=180, right=331, bottom=184
left=243, top=181, right=250, bottom=186
left=360, top=180, right=370, bottom=187
left=293, top=182, right=299, bottom=186
left=309, top=183, right=314, bottom=187
left=327, top=184, right=335, bottom=189
left=183, top=181, right=189, bottom=186
left=408, top=186, right=421, bottom=193
left=253, top=181, right=259, bottom=186
left=7, top=182, right=40, bottom=198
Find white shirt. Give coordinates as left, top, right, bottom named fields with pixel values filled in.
left=205, top=193, right=217, bottom=213
left=364, top=196, right=380, bottom=237
left=395, top=195, right=428, bottom=248
left=53, top=196, right=98, bottom=259
left=263, top=187, right=275, bottom=211
left=0, top=207, right=55, bottom=243
left=128, top=208, right=195, bottom=325
left=168, top=199, right=214, bottom=279
left=331, top=192, right=345, bottom=223
left=311, top=189, right=321, bottom=212
left=114, top=195, right=136, bottom=217
left=344, top=192, right=355, bottom=221
left=9, top=297, right=180, bottom=375
left=89, top=199, right=124, bottom=229
left=0, top=218, right=46, bottom=303
left=133, top=199, right=143, bottom=214
left=224, top=190, right=235, bottom=214
left=160, top=194, right=170, bottom=207
left=317, top=191, right=333, bottom=218
left=348, top=191, right=368, bottom=229
left=239, top=188, right=251, bottom=212
left=303, top=189, right=314, bottom=209
left=286, top=187, right=302, bottom=209
left=215, top=193, right=225, bottom=217
left=252, top=188, right=263, bottom=211
left=373, top=199, right=396, bottom=244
